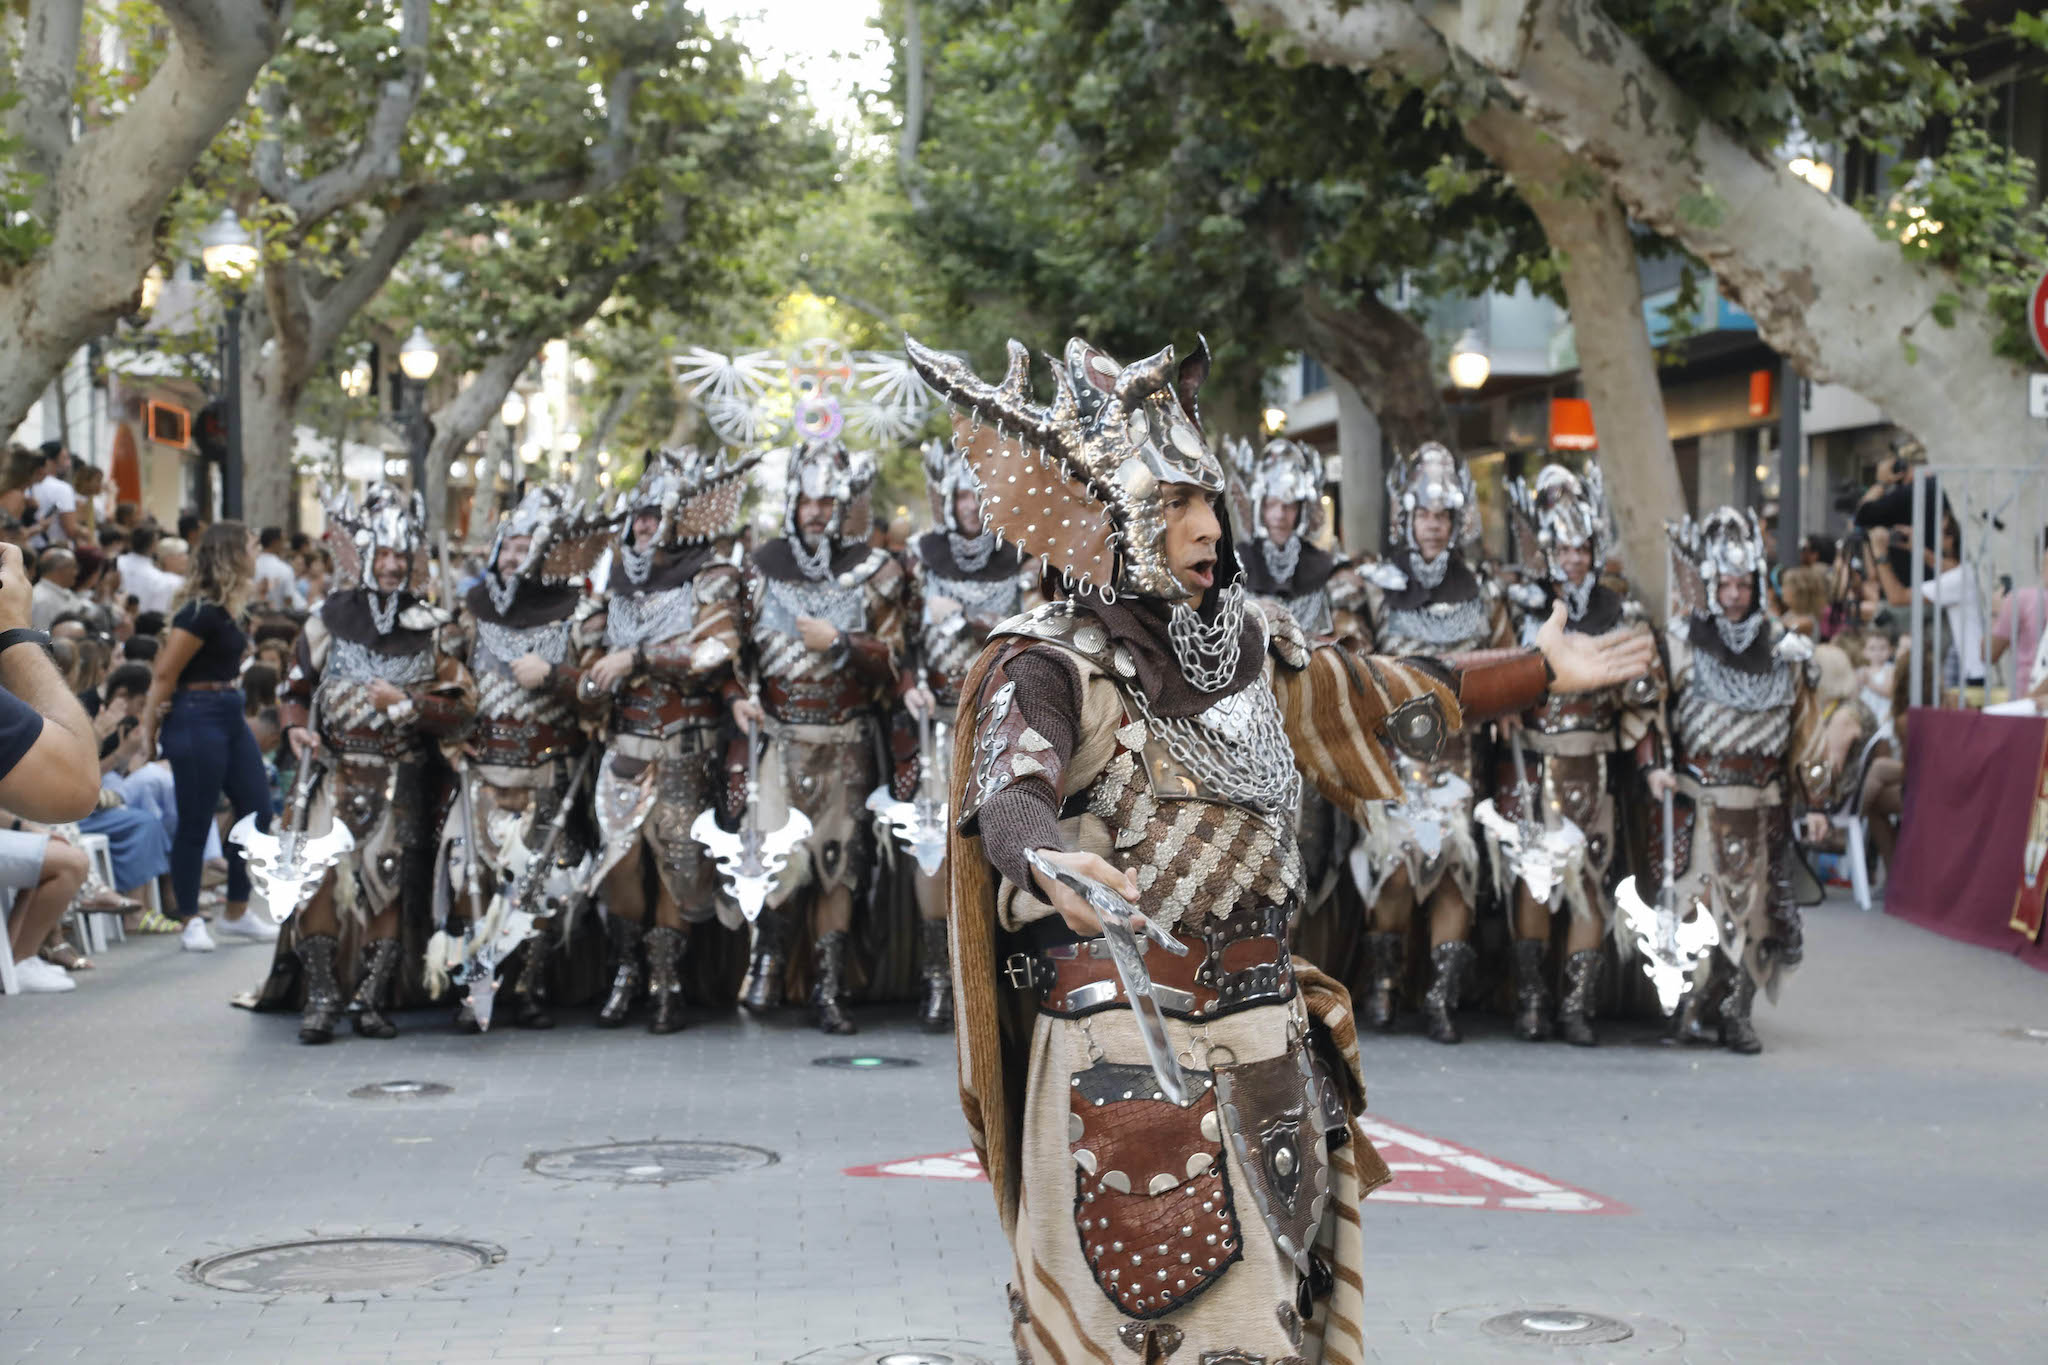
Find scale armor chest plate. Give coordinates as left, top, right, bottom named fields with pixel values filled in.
left=1283, top=586, right=1333, bottom=638
left=605, top=584, right=695, bottom=653
left=755, top=575, right=870, bottom=683
left=1377, top=595, right=1490, bottom=655
left=317, top=636, right=437, bottom=756
left=472, top=616, right=579, bottom=767
left=1676, top=651, right=1798, bottom=772
left=923, top=572, right=1020, bottom=703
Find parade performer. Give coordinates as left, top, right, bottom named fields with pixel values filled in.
left=1354, top=443, right=1516, bottom=1042
left=908, top=333, right=1653, bottom=1364
left=581, top=447, right=757, bottom=1033
left=900, top=439, right=1040, bottom=1031
left=740, top=438, right=909, bottom=1034
left=1226, top=437, right=1367, bottom=968
left=280, top=484, right=474, bottom=1044
left=1647, top=507, right=1824, bottom=1055
left=434, top=485, right=605, bottom=1031
left=1491, top=463, right=1665, bottom=1045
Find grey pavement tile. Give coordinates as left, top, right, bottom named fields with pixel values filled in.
left=3, top=893, right=2045, bottom=1364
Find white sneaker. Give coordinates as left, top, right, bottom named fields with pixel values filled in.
left=214, top=910, right=280, bottom=943
left=180, top=917, right=217, bottom=952
left=15, top=956, right=78, bottom=992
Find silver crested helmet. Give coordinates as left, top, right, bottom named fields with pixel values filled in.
left=920, top=437, right=984, bottom=535
left=1512, top=461, right=1608, bottom=584
left=780, top=437, right=877, bottom=545
left=612, top=444, right=762, bottom=584
left=1668, top=505, right=1769, bottom=619
left=327, top=480, right=426, bottom=593
left=905, top=333, right=1219, bottom=601
left=1387, top=442, right=1478, bottom=556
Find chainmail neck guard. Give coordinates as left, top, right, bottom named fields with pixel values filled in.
left=1167, top=580, right=1247, bottom=693
left=620, top=533, right=656, bottom=586
left=1259, top=533, right=1302, bottom=587
left=1714, top=610, right=1766, bottom=655
left=790, top=532, right=834, bottom=581
left=1560, top=573, right=1595, bottom=621
left=366, top=588, right=402, bottom=636
left=947, top=530, right=995, bottom=573
left=486, top=570, right=520, bottom=618
left=1410, top=549, right=1451, bottom=590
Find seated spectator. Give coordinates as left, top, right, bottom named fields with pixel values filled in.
left=1, top=817, right=90, bottom=992
left=31, top=547, right=83, bottom=630
left=98, top=663, right=176, bottom=833
left=253, top=526, right=297, bottom=609
left=117, top=524, right=160, bottom=600
left=295, top=544, right=332, bottom=608
left=98, top=526, right=128, bottom=556
left=1861, top=639, right=1941, bottom=880
left=240, top=661, right=279, bottom=712
left=121, top=633, right=159, bottom=664
left=136, top=536, right=186, bottom=616
left=113, top=501, right=140, bottom=532
left=48, top=611, right=90, bottom=645
left=248, top=704, right=286, bottom=814
left=1777, top=563, right=1829, bottom=639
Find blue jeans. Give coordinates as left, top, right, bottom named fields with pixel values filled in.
left=159, top=689, right=272, bottom=918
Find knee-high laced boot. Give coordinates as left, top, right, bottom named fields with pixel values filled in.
left=297, top=933, right=343, bottom=1045
left=740, top=908, right=790, bottom=1013
left=917, top=918, right=953, bottom=1033
left=1557, top=948, right=1602, bottom=1047
left=1719, top=968, right=1763, bottom=1054
left=1422, top=940, right=1475, bottom=1045
left=811, top=930, right=858, bottom=1035
left=513, top=936, right=554, bottom=1029
left=352, top=938, right=402, bottom=1039
left=596, top=916, right=643, bottom=1028
left=1511, top=938, right=1552, bottom=1041
left=1362, top=931, right=1404, bottom=1031
left=1665, top=956, right=1724, bottom=1046
left=644, top=925, right=688, bottom=1035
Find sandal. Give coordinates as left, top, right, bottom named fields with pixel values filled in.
left=135, top=909, right=183, bottom=934
left=77, top=887, right=144, bottom=914
left=41, top=940, right=93, bottom=971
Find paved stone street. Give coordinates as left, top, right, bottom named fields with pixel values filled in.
left=5, top=892, right=2044, bottom=1364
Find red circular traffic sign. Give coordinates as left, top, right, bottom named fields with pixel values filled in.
left=2030, top=267, right=2048, bottom=363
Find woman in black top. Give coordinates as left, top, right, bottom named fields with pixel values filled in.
left=140, top=521, right=278, bottom=951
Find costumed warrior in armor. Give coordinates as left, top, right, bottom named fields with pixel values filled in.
left=1226, top=437, right=1368, bottom=971
left=280, top=484, right=474, bottom=1044
left=738, top=438, right=909, bottom=1034
left=1647, top=507, right=1824, bottom=1055
left=581, top=447, right=757, bottom=1034
left=435, top=485, right=603, bottom=1031
left=1491, top=463, right=1665, bottom=1046
left=907, top=333, right=1653, bottom=1364
left=1354, top=444, right=1517, bottom=1043
left=902, top=439, right=1040, bottom=1031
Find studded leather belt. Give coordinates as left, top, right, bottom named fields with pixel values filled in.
left=1685, top=753, right=1781, bottom=788
left=1007, top=919, right=1294, bottom=1023
left=764, top=676, right=869, bottom=726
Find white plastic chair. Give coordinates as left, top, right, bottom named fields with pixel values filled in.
left=0, top=889, right=19, bottom=995
left=1832, top=729, right=1894, bottom=913
left=74, top=833, right=127, bottom=953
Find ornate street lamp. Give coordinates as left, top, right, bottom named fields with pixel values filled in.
left=1448, top=327, right=1491, bottom=391
left=199, top=210, right=259, bottom=517
left=396, top=325, right=438, bottom=491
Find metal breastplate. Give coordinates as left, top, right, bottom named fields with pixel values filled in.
left=1379, top=596, right=1488, bottom=653
left=1128, top=682, right=1302, bottom=822
left=605, top=585, right=695, bottom=652
left=472, top=617, right=576, bottom=756
left=1675, top=687, right=1795, bottom=763
left=924, top=571, right=1018, bottom=626
left=1283, top=586, right=1333, bottom=638
left=318, top=636, right=436, bottom=750
left=755, top=575, right=869, bottom=682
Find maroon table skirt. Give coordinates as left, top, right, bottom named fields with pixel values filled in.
left=1886, top=707, right=2048, bottom=971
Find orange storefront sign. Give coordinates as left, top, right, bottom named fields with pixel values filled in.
left=1549, top=397, right=1596, bottom=451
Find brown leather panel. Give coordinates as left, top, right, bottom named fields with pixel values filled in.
left=1454, top=649, right=1550, bottom=725
left=1070, top=1063, right=1240, bottom=1318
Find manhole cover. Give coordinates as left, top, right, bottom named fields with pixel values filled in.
left=526, top=1140, right=778, bottom=1184
left=348, top=1080, right=453, bottom=1100
left=1481, top=1308, right=1635, bottom=1345
left=813, top=1055, right=920, bottom=1070
left=786, top=1341, right=998, bottom=1365
left=186, top=1237, right=501, bottom=1294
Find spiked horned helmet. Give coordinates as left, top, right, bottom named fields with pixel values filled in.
left=325, top=480, right=427, bottom=594
left=1668, top=504, right=1769, bottom=619
left=781, top=437, right=876, bottom=544
left=1228, top=435, right=1325, bottom=540
left=920, top=438, right=986, bottom=534
left=1386, top=441, right=1479, bottom=554
left=904, top=334, right=1219, bottom=601
left=1508, top=462, right=1608, bottom=584
left=489, top=484, right=576, bottom=585
left=614, top=445, right=761, bottom=551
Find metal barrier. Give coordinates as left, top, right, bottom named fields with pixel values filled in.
left=1906, top=465, right=2047, bottom=710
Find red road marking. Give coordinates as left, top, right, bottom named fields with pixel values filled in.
left=845, top=1120, right=1628, bottom=1214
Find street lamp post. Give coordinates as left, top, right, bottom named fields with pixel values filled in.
left=498, top=389, right=526, bottom=513
left=1448, top=327, right=1491, bottom=392
left=199, top=209, right=260, bottom=518
left=397, top=325, right=439, bottom=493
